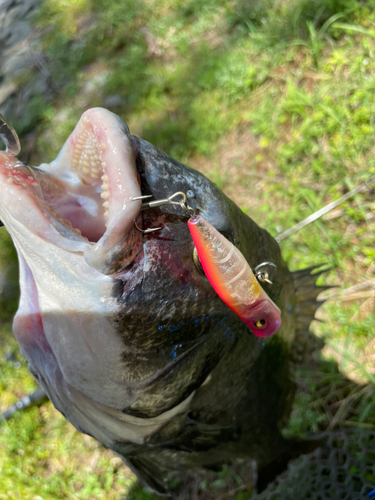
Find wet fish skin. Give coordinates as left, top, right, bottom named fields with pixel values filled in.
left=0, top=110, right=319, bottom=496
left=106, top=136, right=306, bottom=492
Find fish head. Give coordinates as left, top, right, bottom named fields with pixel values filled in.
left=0, top=108, right=295, bottom=443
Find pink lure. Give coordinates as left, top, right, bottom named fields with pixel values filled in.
left=188, top=215, right=281, bottom=337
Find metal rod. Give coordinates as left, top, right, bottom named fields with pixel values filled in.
left=275, top=174, right=375, bottom=242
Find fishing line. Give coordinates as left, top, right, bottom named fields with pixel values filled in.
left=275, top=174, right=375, bottom=242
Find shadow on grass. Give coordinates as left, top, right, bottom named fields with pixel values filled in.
left=0, top=231, right=19, bottom=324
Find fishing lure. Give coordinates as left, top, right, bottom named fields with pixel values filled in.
left=187, top=214, right=281, bottom=337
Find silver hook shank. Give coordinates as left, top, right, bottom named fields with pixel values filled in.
left=131, top=191, right=196, bottom=234
left=131, top=191, right=191, bottom=211
left=133, top=220, right=162, bottom=234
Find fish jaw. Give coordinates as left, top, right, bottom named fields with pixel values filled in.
left=0, top=108, right=143, bottom=275
left=39, top=108, right=143, bottom=274
left=0, top=108, right=157, bottom=407
left=0, top=151, right=87, bottom=253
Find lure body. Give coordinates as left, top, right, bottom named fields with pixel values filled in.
left=188, top=215, right=281, bottom=337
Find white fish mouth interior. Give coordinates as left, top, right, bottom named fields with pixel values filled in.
left=31, top=109, right=141, bottom=244
left=44, top=123, right=111, bottom=242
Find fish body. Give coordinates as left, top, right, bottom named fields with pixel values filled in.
left=0, top=109, right=322, bottom=495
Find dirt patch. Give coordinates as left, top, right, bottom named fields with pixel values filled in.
left=190, top=126, right=283, bottom=214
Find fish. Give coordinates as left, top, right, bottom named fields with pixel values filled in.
left=0, top=108, right=325, bottom=496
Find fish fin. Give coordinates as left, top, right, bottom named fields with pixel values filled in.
left=291, top=265, right=330, bottom=363
left=292, top=264, right=329, bottom=287
left=122, top=455, right=171, bottom=497
left=293, top=264, right=330, bottom=334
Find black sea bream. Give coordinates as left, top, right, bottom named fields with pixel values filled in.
left=0, top=109, right=323, bottom=496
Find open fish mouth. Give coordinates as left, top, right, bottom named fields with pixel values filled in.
left=0, top=108, right=143, bottom=274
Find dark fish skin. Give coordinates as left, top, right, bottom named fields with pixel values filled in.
left=99, top=136, right=318, bottom=495
left=2, top=115, right=323, bottom=497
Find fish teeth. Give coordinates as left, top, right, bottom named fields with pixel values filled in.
left=70, top=125, right=111, bottom=222
left=71, top=129, right=105, bottom=186
left=40, top=198, right=83, bottom=237
left=99, top=164, right=110, bottom=220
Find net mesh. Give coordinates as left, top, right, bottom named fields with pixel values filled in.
left=253, top=430, right=375, bottom=500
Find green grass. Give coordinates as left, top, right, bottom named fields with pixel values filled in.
left=2, top=0, right=375, bottom=498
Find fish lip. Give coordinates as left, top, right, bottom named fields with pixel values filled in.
left=0, top=109, right=145, bottom=273
left=0, top=153, right=88, bottom=253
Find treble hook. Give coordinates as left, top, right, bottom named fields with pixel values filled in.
left=0, top=114, right=21, bottom=156
left=0, top=115, right=38, bottom=177
left=131, top=191, right=196, bottom=233
left=133, top=219, right=161, bottom=234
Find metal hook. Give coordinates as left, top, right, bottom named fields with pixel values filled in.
left=12, top=162, right=41, bottom=180
left=133, top=219, right=163, bottom=234
left=131, top=191, right=194, bottom=213
left=0, top=114, right=21, bottom=156
left=132, top=191, right=196, bottom=234
left=254, top=262, right=276, bottom=285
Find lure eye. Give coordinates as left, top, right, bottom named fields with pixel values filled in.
left=255, top=319, right=266, bottom=328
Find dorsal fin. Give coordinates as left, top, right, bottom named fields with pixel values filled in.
left=292, top=265, right=331, bottom=335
